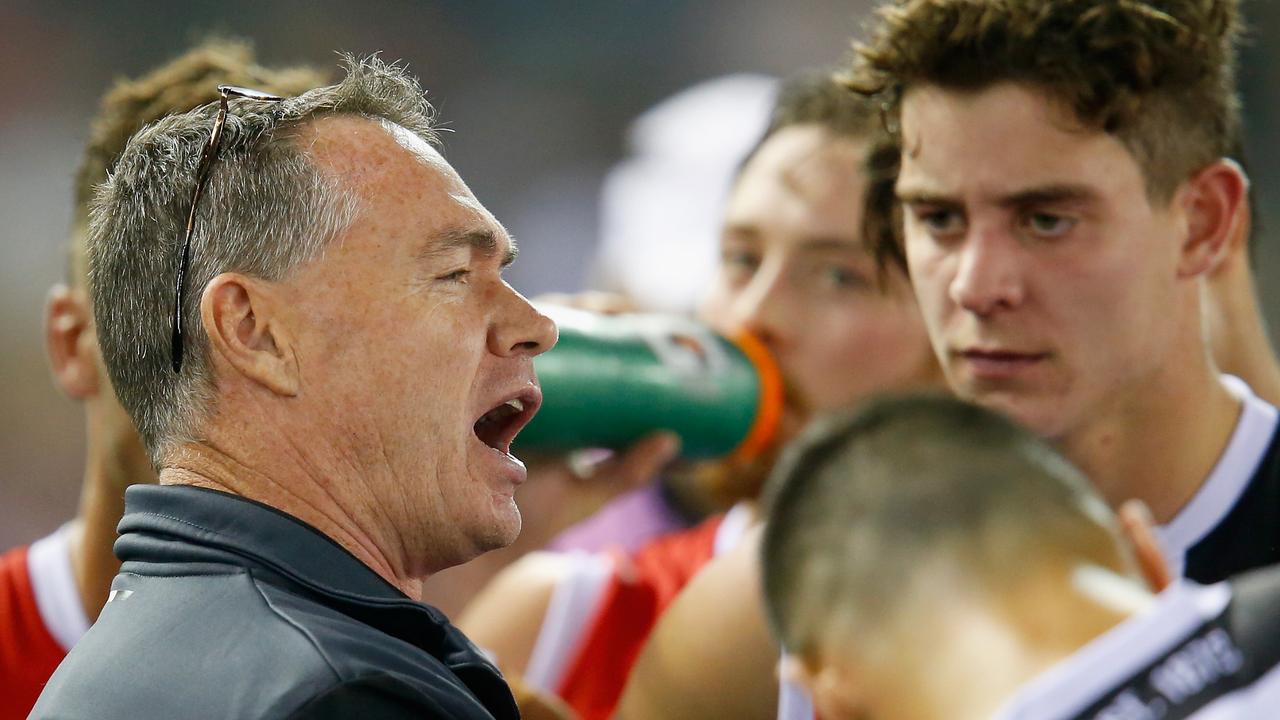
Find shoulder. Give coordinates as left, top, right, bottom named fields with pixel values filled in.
left=283, top=673, right=508, bottom=720
left=32, top=570, right=345, bottom=718
left=617, top=525, right=780, bottom=720
left=1227, top=565, right=1280, bottom=667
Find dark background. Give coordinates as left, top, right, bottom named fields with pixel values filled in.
left=2, top=0, right=1277, bottom=546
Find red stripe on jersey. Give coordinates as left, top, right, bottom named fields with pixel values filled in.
left=0, top=545, right=69, bottom=720
left=556, top=513, right=726, bottom=720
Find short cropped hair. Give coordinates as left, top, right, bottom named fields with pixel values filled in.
left=760, top=394, right=1116, bottom=664
left=74, top=38, right=327, bottom=228
left=88, top=54, right=438, bottom=463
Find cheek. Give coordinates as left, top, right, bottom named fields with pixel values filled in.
left=794, top=302, right=933, bottom=410
left=904, top=242, right=951, bottom=318
left=697, top=275, right=736, bottom=334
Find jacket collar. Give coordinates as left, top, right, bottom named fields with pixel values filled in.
left=116, top=484, right=495, bottom=669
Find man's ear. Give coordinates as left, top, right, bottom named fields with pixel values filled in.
left=45, top=283, right=100, bottom=400
left=1178, top=159, right=1248, bottom=279
left=780, top=653, right=867, bottom=720
left=1118, top=500, right=1173, bottom=592
left=201, top=273, right=299, bottom=397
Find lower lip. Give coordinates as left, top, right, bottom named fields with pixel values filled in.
left=958, top=353, right=1046, bottom=381
left=472, top=434, right=528, bottom=487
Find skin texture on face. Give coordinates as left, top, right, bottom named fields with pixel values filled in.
left=896, top=82, right=1194, bottom=441
left=266, top=116, right=556, bottom=579
left=701, top=124, right=935, bottom=437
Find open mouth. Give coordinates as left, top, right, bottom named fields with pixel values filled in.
left=473, top=391, right=540, bottom=454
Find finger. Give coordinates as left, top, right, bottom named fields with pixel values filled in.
left=1118, top=499, right=1172, bottom=592
left=608, top=431, right=681, bottom=488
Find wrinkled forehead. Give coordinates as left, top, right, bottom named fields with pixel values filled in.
left=302, top=114, right=496, bottom=220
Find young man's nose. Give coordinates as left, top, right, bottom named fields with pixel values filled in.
left=730, top=262, right=793, bottom=348
left=948, top=227, right=1026, bottom=317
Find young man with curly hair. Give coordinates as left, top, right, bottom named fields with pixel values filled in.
left=851, top=0, right=1277, bottom=584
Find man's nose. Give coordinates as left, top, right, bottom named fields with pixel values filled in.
left=729, top=261, right=791, bottom=348
left=948, top=226, right=1025, bottom=317
left=492, top=286, right=558, bottom=357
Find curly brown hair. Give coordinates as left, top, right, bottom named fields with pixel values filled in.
left=845, top=0, right=1244, bottom=269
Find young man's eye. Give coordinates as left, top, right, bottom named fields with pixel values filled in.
left=913, top=207, right=966, bottom=237
left=1024, top=212, right=1076, bottom=238
left=720, top=249, right=761, bottom=282
left=821, top=265, right=869, bottom=291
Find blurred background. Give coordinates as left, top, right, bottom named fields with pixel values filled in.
left=2, top=0, right=1278, bottom=546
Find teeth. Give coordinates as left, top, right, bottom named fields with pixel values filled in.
left=506, top=399, right=524, bottom=412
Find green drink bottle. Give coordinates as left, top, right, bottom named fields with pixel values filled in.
left=517, top=306, right=783, bottom=461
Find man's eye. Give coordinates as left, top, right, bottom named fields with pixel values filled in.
left=720, top=249, right=761, bottom=277
left=914, top=208, right=965, bottom=237
left=1024, top=212, right=1076, bottom=238
left=821, top=265, right=869, bottom=290
left=438, top=269, right=470, bottom=283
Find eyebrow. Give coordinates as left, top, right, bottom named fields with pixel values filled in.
left=423, top=227, right=518, bottom=267
left=896, top=184, right=1101, bottom=209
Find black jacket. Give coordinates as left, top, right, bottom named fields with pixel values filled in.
left=30, top=485, right=520, bottom=719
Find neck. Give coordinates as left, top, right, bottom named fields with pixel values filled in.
left=1204, top=252, right=1280, bottom=406
left=70, top=408, right=155, bottom=622
left=159, top=442, right=423, bottom=599
left=950, top=564, right=1141, bottom=720
left=871, top=597, right=1107, bottom=720
left=1059, top=319, right=1240, bottom=524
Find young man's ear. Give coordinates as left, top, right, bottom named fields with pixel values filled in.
left=780, top=652, right=868, bottom=720
left=1178, top=159, right=1248, bottom=279
left=45, top=283, right=101, bottom=400
left=201, top=273, right=299, bottom=397
left=1118, top=500, right=1172, bottom=592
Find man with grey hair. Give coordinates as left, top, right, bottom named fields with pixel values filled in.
left=31, top=55, right=555, bottom=719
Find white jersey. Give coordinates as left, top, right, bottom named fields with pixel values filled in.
left=995, top=567, right=1280, bottom=719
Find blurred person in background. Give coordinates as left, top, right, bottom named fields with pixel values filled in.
left=0, top=39, right=324, bottom=720
left=459, top=71, right=940, bottom=720
left=763, top=394, right=1280, bottom=720
left=33, top=55, right=555, bottom=719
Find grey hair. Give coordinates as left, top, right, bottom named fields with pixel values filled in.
left=759, top=393, right=1117, bottom=664
left=87, top=54, right=438, bottom=465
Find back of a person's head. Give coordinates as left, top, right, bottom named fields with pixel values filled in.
left=846, top=0, right=1242, bottom=205
left=761, top=394, right=1123, bottom=673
